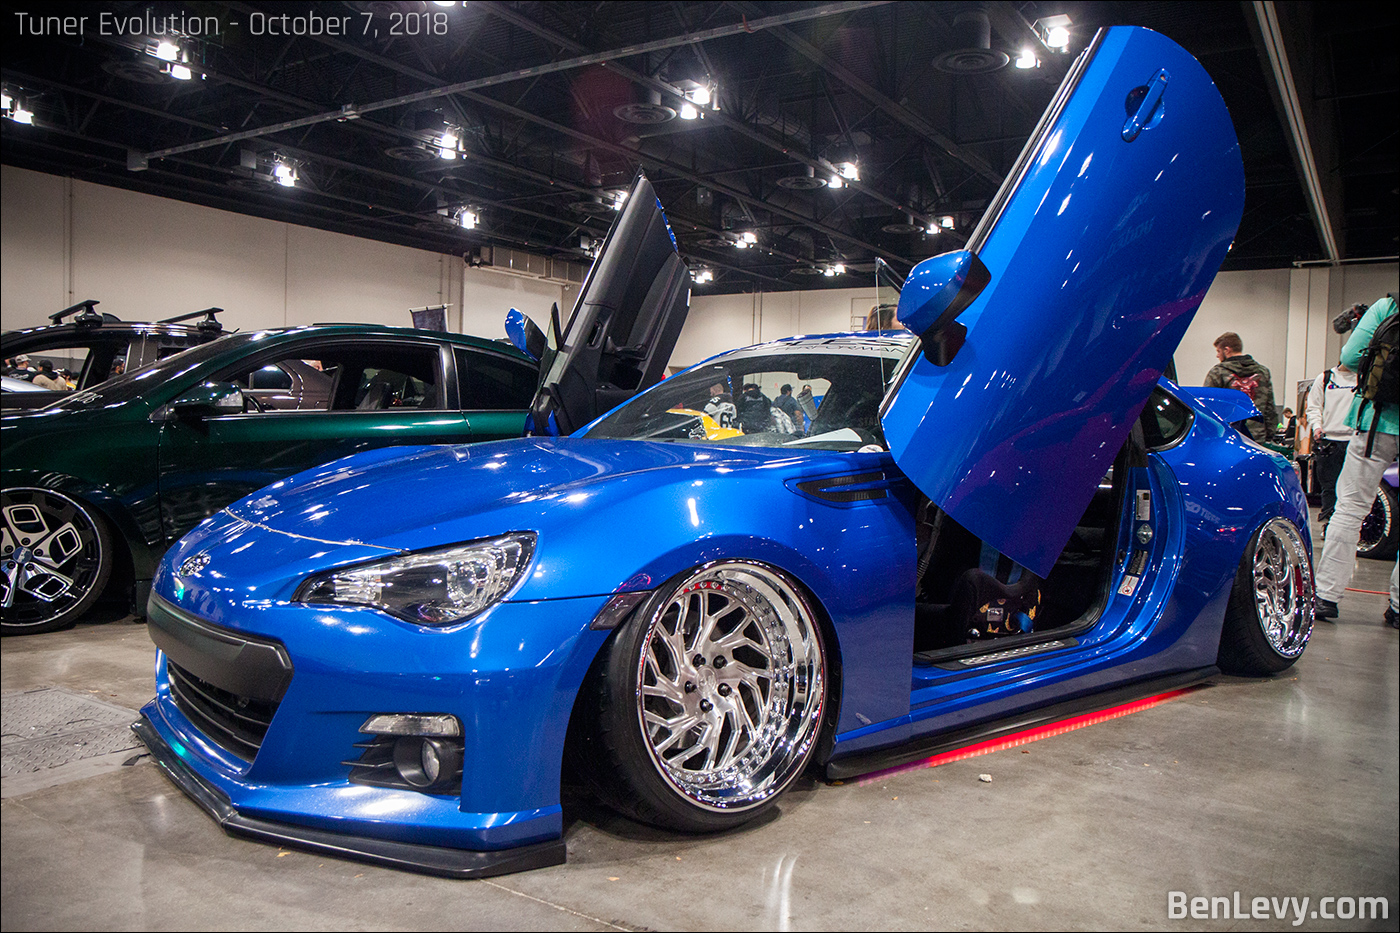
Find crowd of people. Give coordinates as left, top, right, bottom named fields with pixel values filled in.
left=1204, top=294, right=1397, bottom=630
left=3, top=354, right=75, bottom=390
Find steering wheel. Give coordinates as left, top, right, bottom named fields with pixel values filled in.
left=242, top=391, right=266, bottom=413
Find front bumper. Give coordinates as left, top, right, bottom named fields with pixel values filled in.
left=132, top=716, right=566, bottom=879
left=138, top=584, right=612, bottom=876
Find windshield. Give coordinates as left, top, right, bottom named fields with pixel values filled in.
left=585, top=338, right=911, bottom=452
left=43, top=333, right=247, bottom=411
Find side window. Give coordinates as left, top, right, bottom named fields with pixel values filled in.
left=24, top=346, right=97, bottom=390
left=220, top=343, right=442, bottom=412
left=456, top=349, right=537, bottom=409
left=227, top=359, right=333, bottom=411
left=353, top=366, right=433, bottom=410
left=1139, top=386, right=1193, bottom=450
left=249, top=365, right=293, bottom=390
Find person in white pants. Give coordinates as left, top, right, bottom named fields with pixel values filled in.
left=1313, top=297, right=1398, bottom=627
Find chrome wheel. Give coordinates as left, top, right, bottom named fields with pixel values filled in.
left=1357, top=485, right=1397, bottom=560
left=1, top=488, right=112, bottom=635
left=633, top=562, right=825, bottom=814
left=1250, top=518, right=1312, bottom=659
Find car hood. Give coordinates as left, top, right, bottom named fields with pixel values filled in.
left=213, top=438, right=840, bottom=601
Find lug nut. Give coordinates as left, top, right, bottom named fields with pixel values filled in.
left=717, top=683, right=732, bottom=696
left=713, top=655, right=727, bottom=668
left=685, top=681, right=696, bottom=693
left=692, top=655, right=705, bottom=667
left=699, top=699, right=713, bottom=712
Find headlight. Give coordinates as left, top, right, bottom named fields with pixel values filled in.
left=296, top=533, right=535, bottom=626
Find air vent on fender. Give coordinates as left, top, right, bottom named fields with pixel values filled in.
left=789, top=472, right=890, bottom=505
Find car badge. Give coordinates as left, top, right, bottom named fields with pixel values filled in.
left=179, top=553, right=211, bottom=576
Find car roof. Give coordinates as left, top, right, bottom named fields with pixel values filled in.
left=222, top=324, right=532, bottom=360
left=1, top=320, right=215, bottom=347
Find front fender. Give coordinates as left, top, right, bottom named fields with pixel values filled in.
left=506, top=459, right=918, bottom=737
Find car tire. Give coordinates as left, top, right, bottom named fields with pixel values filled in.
left=585, top=561, right=827, bottom=832
left=1, top=488, right=114, bottom=635
left=1356, top=483, right=1398, bottom=561
left=1217, top=517, right=1313, bottom=675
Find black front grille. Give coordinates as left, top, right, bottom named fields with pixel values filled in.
left=147, top=594, right=293, bottom=763
left=167, top=661, right=279, bottom=761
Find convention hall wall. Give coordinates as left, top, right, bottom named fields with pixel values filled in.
left=3, top=165, right=1396, bottom=397
left=0, top=165, right=573, bottom=341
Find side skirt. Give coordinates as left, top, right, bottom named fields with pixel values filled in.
left=824, top=666, right=1216, bottom=781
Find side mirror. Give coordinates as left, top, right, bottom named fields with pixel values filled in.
left=896, top=250, right=991, bottom=366
left=170, top=382, right=246, bottom=418
left=504, top=308, right=547, bottom=363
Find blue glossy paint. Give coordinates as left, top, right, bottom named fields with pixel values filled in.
left=882, top=27, right=1246, bottom=577
left=892, top=250, right=987, bottom=338
left=503, top=308, right=538, bottom=362
left=1175, top=385, right=1262, bottom=427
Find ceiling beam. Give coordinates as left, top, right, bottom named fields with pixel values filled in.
left=133, top=1, right=889, bottom=164
left=486, top=1, right=934, bottom=229
left=301, top=27, right=907, bottom=267
left=1250, top=1, right=1341, bottom=262
left=730, top=0, right=1005, bottom=188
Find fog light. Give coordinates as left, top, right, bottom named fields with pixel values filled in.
left=392, top=736, right=464, bottom=792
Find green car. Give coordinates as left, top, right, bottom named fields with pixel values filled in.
left=1, top=324, right=539, bottom=634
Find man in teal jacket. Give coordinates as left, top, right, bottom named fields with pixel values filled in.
left=1315, top=295, right=1398, bottom=627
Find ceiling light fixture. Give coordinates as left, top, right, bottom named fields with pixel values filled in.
left=676, top=79, right=719, bottom=117
left=3, top=87, right=34, bottom=124
left=147, top=38, right=199, bottom=81
left=1035, top=15, right=1073, bottom=52
left=455, top=207, right=479, bottom=230
left=1015, top=49, right=1039, bottom=69
left=436, top=128, right=462, bottom=159
left=272, top=157, right=298, bottom=188
left=692, top=267, right=714, bottom=284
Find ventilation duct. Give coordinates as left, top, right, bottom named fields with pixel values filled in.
left=933, top=8, right=1009, bottom=74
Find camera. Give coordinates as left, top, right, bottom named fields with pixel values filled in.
left=1332, top=302, right=1368, bottom=334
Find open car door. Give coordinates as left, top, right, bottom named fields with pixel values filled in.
left=528, top=172, right=690, bottom=436
left=880, top=26, right=1245, bottom=577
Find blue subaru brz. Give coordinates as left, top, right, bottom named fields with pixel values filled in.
left=135, top=27, right=1314, bottom=878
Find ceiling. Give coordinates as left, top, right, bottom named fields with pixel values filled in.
left=3, top=1, right=1396, bottom=294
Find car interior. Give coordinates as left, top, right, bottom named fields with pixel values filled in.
left=910, top=386, right=1193, bottom=663
left=222, top=345, right=442, bottom=412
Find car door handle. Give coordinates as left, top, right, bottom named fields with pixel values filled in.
left=1122, top=69, right=1169, bottom=142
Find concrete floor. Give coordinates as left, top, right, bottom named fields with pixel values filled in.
left=3, top=536, right=1396, bottom=931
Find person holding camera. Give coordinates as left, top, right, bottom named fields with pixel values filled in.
left=1315, top=295, right=1398, bottom=628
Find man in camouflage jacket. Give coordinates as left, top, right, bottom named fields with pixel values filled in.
left=1203, top=331, right=1278, bottom=443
